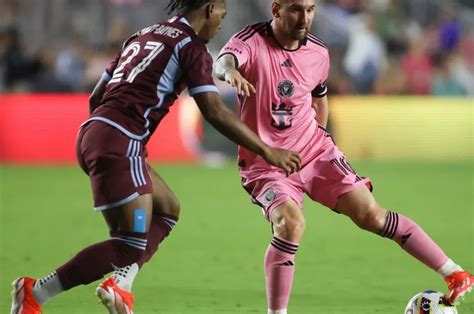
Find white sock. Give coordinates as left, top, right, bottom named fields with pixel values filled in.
left=32, top=271, right=64, bottom=305
left=437, top=259, right=463, bottom=277
left=268, top=309, right=287, bottom=314
left=112, top=263, right=139, bottom=292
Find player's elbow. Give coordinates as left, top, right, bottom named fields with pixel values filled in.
left=213, top=67, right=225, bottom=81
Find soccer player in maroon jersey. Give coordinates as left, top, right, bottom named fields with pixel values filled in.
left=10, top=1, right=302, bottom=313
left=214, top=0, right=473, bottom=313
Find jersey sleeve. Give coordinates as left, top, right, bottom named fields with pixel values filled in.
left=311, top=51, right=330, bottom=98
left=179, top=41, right=219, bottom=96
left=218, top=33, right=252, bottom=69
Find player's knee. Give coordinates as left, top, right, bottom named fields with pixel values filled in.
left=166, top=197, right=181, bottom=217
left=171, top=198, right=181, bottom=217
left=274, top=214, right=306, bottom=242
left=353, top=204, right=385, bottom=233
left=156, top=196, right=181, bottom=218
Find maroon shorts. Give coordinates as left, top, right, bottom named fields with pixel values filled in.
left=76, top=121, right=152, bottom=211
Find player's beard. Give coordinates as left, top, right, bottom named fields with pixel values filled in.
left=290, top=26, right=308, bottom=41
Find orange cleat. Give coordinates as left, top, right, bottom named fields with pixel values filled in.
left=10, top=277, right=42, bottom=314
left=96, top=277, right=134, bottom=314
left=444, top=270, right=474, bottom=305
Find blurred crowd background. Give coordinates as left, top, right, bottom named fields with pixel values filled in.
left=1, top=0, right=473, bottom=96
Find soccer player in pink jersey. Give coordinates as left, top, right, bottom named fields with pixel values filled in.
left=215, top=1, right=473, bottom=313
left=10, top=1, right=302, bottom=314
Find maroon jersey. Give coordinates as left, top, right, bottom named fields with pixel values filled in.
left=84, top=16, right=219, bottom=142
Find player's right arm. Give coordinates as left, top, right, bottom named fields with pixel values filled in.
left=214, top=30, right=256, bottom=97
left=193, top=91, right=301, bottom=174
left=214, top=53, right=255, bottom=97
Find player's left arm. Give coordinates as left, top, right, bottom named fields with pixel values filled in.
left=312, top=95, right=329, bottom=128
left=311, top=48, right=330, bottom=128
left=89, top=78, right=108, bottom=114
left=89, top=51, right=121, bottom=113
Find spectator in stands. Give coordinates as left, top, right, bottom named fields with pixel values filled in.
left=0, top=26, right=42, bottom=90
left=374, top=56, right=407, bottom=95
left=53, top=39, right=87, bottom=91
left=343, top=13, right=387, bottom=94
left=401, top=36, right=433, bottom=95
left=438, top=5, right=462, bottom=53
left=431, top=53, right=467, bottom=96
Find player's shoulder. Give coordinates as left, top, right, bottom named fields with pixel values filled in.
left=232, top=21, right=268, bottom=42
left=304, top=32, right=329, bottom=54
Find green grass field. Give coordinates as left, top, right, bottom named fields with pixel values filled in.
left=1, top=161, right=473, bottom=313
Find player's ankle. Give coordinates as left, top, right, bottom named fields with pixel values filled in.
left=438, top=259, right=463, bottom=277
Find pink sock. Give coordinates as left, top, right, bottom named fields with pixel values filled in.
left=380, top=211, right=448, bottom=271
left=265, top=236, right=298, bottom=311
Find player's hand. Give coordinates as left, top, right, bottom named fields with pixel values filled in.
left=262, top=147, right=301, bottom=176
left=224, top=69, right=256, bottom=97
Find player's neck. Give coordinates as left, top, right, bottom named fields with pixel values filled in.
left=271, top=21, right=300, bottom=50
left=182, top=12, right=206, bottom=37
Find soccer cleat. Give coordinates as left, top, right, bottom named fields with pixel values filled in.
left=444, top=270, right=474, bottom=305
left=10, top=277, right=42, bottom=314
left=96, top=277, right=134, bottom=314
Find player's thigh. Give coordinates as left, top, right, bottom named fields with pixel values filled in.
left=148, top=165, right=180, bottom=217
left=302, top=143, right=372, bottom=210
left=102, top=193, right=153, bottom=233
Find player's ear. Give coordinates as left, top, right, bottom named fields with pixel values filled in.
left=205, top=3, right=215, bottom=19
left=272, top=1, right=281, bottom=18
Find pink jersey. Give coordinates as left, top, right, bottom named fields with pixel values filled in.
left=219, top=22, right=330, bottom=173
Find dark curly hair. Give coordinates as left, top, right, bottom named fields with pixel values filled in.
left=166, top=0, right=219, bottom=14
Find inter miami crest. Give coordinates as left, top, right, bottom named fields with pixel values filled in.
left=277, top=80, right=294, bottom=98
left=263, top=188, right=277, bottom=205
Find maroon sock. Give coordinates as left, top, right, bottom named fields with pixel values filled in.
left=56, top=231, right=147, bottom=290
left=139, top=213, right=178, bottom=267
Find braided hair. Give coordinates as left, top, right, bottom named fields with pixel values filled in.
left=166, top=0, right=217, bottom=14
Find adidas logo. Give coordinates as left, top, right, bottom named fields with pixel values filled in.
left=401, top=233, right=412, bottom=245
left=281, top=59, right=292, bottom=67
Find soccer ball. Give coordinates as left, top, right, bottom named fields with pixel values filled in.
left=404, top=290, right=458, bottom=314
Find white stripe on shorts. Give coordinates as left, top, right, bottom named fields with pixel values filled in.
left=126, top=140, right=147, bottom=187
left=137, top=156, right=146, bottom=185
